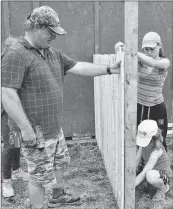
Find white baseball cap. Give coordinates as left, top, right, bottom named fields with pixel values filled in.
left=136, top=120, right=158, bottom=147
left=142, top=32, right=161, bottom=49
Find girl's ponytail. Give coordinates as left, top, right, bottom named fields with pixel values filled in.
left=151, top=128, right=163, bottom=150
left=159, top=47, right=165, bottom=58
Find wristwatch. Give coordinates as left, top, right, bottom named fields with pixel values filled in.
left=106, top=65, right=112, bottom=74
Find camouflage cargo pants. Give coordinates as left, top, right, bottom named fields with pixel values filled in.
left=22, top=128, right=70, bottom=187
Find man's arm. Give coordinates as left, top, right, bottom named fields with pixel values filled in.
left=66, top=61, right=121, bottom=76
left=135, top=148, right=163, bottom=187
left=2, top=87, right=36, bottom=145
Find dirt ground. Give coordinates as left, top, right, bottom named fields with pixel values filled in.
left=135, top=137, right=173, bottom=209
left=1, top=137, right=173, bottom=209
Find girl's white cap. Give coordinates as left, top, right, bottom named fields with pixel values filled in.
left=136, top=120, right=158, bottom=147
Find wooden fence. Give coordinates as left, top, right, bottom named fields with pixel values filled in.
left=93, top=4, right=138, bottom=209
left=93, top=46, right=125, bottom=208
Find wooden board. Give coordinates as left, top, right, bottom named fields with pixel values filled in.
left=93, top=50, right=125, bottom=209
left=124, top=2, right=138, bottom=209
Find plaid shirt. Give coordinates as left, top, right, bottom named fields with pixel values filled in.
left=1, top=37, right=77, bottom=139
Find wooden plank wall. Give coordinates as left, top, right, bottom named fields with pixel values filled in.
left=1, top=1, right=172, bottom=137
left=93, top=50, right=125, bottom=208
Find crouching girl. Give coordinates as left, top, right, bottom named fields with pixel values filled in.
left=135, top=119, right=172, bottom=201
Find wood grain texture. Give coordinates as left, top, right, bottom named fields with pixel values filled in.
left=124, top=2, right=138, bottom=209
left=94, top=50, right=125, bottom=209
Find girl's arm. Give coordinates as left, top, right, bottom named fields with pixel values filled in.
left=136, top=147, right=143, bottom=172
left=138, top=52, right=170, bottom=69
left=135, top=148, right=163, bottom=187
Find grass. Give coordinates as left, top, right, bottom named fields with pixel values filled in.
left=1, top=137, right=173, bottom=209
left=135, top=137, right=173, bottom=209
left=1, top=141, right=118, bottom=209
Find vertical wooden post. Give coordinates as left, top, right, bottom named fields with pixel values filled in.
left=124, top=2, right=138, bottom=209
left=94, top=1, right=100, bottom=54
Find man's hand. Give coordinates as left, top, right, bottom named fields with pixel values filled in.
left=2, top=87, right=37, bottom=147
left=21, top=127, right=37, bottom=147
left=115, top=42, right=125, bottom=53
left=110, top=60, right=121, bottom=74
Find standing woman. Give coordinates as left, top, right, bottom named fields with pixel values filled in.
left=1, top=109, right=21, bottom=197
left=1, top=36, right=23, bottom=198
left=137, top=32, right=170, bottom=152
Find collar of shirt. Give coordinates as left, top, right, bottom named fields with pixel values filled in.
left=19, top=37, right=49, bottom=60
left=19, top=36, right=50, bottom=51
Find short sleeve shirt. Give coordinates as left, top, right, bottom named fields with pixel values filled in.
left=142, top=143, right=172, bottom=177
left=1, top=37, right=77, bottom=138
left=137, top=60, right=169, bottom=106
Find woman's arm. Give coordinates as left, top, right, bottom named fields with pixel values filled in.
left=136, top=147, right=143, bottom=172
left=135, top=148, right=163, bottom=187
left=138, top=52, right=170, bottom=69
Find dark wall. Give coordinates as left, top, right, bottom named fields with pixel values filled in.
left=1, top=1, right=172, bottom=137
left=138, top=2, right=173, bottom=122
left=42, top=2, right=96, bottom=137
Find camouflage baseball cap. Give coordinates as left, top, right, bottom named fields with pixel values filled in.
left=28, top=6, right=67, bottom=35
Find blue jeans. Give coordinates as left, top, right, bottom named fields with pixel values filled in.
left=1, top=111, right=20, bottom=179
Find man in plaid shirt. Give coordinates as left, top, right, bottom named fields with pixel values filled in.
left=1, top=6, right=121, bottom=209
